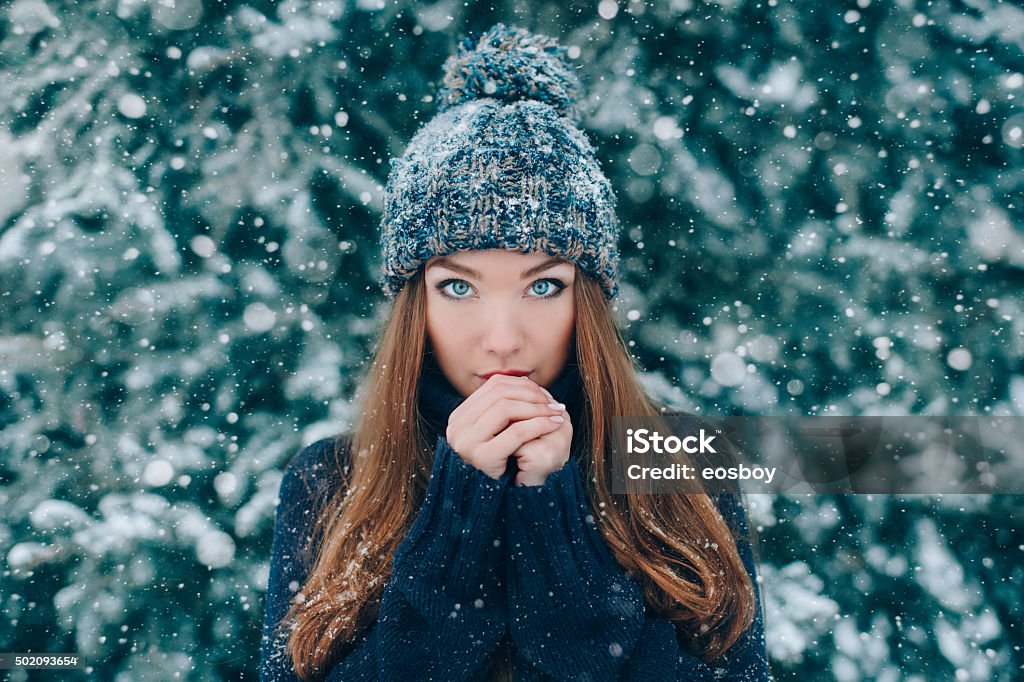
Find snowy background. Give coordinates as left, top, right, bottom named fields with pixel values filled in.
left=1, top=0, right=1022, bottom=679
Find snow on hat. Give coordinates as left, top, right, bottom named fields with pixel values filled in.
left=378, top=23, right=622, bottom=301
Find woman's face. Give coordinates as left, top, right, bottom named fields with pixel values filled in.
left=424, top=249, right=576, bottom=398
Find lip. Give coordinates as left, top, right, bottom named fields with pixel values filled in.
left=479, top=370, right=531, bottom=380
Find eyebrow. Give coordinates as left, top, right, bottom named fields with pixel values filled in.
left=429, top=256, right=569, bottom=280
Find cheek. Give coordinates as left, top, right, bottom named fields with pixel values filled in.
left=425, top=301, right=462, bottom=351
left=424, top=300, right=443, bottom=346
left=539, top=297, right=575, bottom=349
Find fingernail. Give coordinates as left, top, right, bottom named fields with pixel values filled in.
left=548, top=415, right=564, bottom=422
left=547, top=402, right=565, bottom=411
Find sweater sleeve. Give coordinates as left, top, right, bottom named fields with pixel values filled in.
left=624, top=492, right=770, bottom=681
left=503, top=457, right=770, bottom=681
left=504, top=456, right=646, bottom=680
left=259, top=437, right=347, bottom=682
left=260, top=434, right=511, bottom=682
left=683, top=490, right=770, bottom=680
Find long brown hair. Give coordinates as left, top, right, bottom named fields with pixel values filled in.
left=278, top=266, right=760, bottom=680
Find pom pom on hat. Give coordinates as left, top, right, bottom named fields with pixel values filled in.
left=436, top=23, right=582, bottom=123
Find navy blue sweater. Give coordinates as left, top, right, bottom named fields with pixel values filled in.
left=259, top=360, right=770, bottom=681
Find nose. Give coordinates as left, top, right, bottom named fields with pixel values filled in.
left=481, top=303, right=524, bottom=357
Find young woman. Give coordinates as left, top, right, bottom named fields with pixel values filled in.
left=259, top=23, right=769, bottom=682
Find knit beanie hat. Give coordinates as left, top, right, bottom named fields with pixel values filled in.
left=378, top=23, right=622, bottom=301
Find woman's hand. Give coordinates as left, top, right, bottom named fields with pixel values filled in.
left=446, top=374, right=567, bottom=479
left=510, top=407, right=572, bottom=487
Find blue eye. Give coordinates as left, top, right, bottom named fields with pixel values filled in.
left=529, top=278, right=567, bottom=299
left=440, top=278, right=471, bottom=296
left=531, top=280, right=553, bottom=296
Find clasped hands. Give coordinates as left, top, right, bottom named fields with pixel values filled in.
left=445, top=374, right=572, bottom=487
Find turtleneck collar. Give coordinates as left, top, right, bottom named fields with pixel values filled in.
left=418, top=352, right=584, bottom=438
